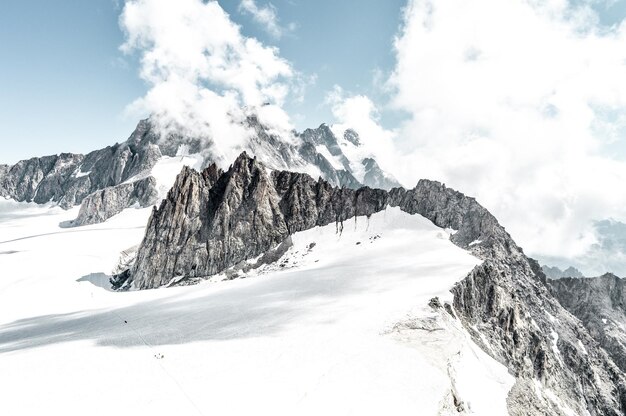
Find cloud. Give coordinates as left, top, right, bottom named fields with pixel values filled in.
left=382, top=0, right=626, bottom=266
left=325, top=86, right=398, bottom=179
left=239, top=0, right=284, bottom=39
left=119, top=0, right=297, bottom=164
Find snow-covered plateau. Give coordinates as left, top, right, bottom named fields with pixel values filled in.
left=0, top=202, right=514, bottom=415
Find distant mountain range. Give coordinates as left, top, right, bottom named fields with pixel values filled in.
left=0, top=117, right=399, bottom=226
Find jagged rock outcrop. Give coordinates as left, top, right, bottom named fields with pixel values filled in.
left=117, top=153, right=626, bottom=415
left=388, top=180, right=523, bottom=260
left=0, top=164, right=9, bottom=183
left=297, top=124, right=361, bottom=189
left=120, top=152, right=387, bottom=290
left=63, top=177, right=159, bottom=227
left=452, top=259, right=625, bottom=415
left=543, top=265, right=585, bottom=279
left=395, top=183, right=626, bottom=415
left=549, top=274, right=626, bottom=372
left=298, top=124, right=401, bottom=190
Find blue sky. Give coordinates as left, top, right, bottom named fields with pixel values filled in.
left=0, top=0, right=405, bottom=163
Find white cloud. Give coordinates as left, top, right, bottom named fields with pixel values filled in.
left=239, top=0, right=284, bottom=39
left=383, top=0, right=626, bottom=262
left=120, top=0, right=297, bottom=164
left=326, top=86, right=398, bottom=178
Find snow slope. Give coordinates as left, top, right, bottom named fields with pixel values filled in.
left=0, top=202, right=513, bottom=415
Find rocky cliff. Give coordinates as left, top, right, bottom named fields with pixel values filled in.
left=62, top=176, right=159, bottom=227
left=0, top=126, right=162, bottom=208
left=119, top=152, right=388, bottom=290
left=116, top=152, right=626, bottom=415
left=549, top=274, right=626, bottom=373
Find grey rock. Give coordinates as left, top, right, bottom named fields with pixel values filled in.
left=0, top=153, right=84, bottom=206
left=297, top=124, right=361, bottom=189
left=298, top=124, right=401, bottom=190
left=343, top=128, right=361, bottom=146
left=388, top=180, right=625, bottom=414
left=63, top=176, right=159, bottom=227
left=121, top=152, right=387, bottom=290
left=549, top=274, right=626, bottom=372
left=388, top=180, right=523, bottom=261
left=0, top=164, right=9, bottom=183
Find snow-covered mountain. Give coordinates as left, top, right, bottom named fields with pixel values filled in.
left=0, top=116, right=399, bottom=228
left=1, top=123, right=626, bottom=415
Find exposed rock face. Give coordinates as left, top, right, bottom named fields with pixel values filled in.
left=543, top=265, right=585, bottom=279
left=549, top=274, right=626, bottom=372
left=393, top=182, right=626, bottom=415
left=298, top=124, right=401, bottom=190
left=388, top=180, right=523, bottom=260
left=63, top=177, right=159, bottom=227
left=123, top=153, right=387, bottom=290
left=0, top=125, right=162, bottom=208
left=0, top=164, right=9, bottom=183
left=452, top=259, right=625, bottom=415
left=343, top=128, right=361, bottom=146
left=119, top=153, right=626, bottom=415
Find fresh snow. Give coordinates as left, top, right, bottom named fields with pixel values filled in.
left=551, top=330, right=564, bottom=367
left=74, top=168, right=91, bottom=178
left=0, top=202, right=514, bottom=415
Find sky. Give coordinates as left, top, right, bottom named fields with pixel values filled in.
left=0, top=0, right=405, bottom=163
left=3, top=0, right=626, bottom=274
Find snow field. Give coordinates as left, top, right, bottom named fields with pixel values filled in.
left=0, top=202, right=513, bottom=415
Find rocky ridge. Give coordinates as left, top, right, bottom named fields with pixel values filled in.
left=118, top=152, right=388, bottom=290
left=115, top=152, right=626, bottom=415
left=549, top=274, right=626, bottom=373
